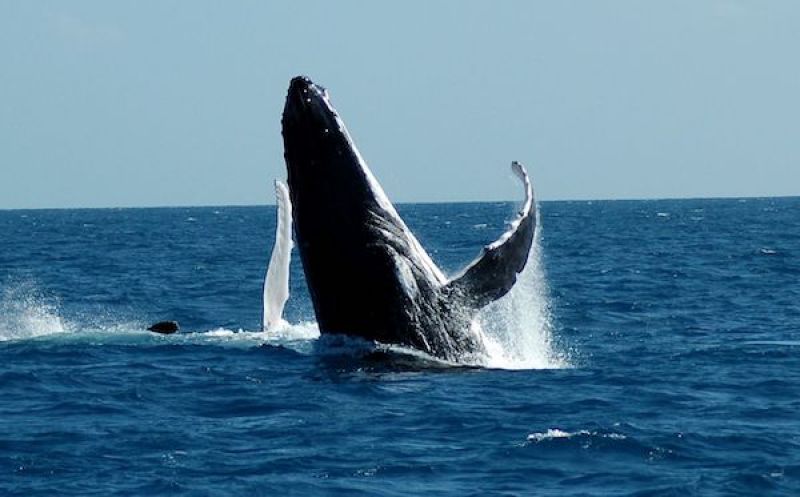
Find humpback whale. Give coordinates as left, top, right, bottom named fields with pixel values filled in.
left=281, top=76, right=536, bottom=362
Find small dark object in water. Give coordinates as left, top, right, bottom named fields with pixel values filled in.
left=148, top=321, right=179, bottom=334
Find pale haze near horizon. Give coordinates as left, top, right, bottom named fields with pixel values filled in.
left=1, top=1, right=798, bottom=209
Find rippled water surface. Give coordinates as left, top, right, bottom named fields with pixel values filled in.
left=2, top=198, right=799, bottom=496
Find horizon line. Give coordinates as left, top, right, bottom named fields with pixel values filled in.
left=1, top=193, right=798, bottom=212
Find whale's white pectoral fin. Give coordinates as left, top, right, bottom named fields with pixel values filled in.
left=263, top=180, right=293, bottom=331
left=445, top=161, right=536, bottom=308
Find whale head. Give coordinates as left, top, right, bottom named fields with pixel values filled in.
left=282, top=76, right=379, bottom=213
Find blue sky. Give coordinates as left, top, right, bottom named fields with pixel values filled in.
left=1, top=1, right=798, bottom=209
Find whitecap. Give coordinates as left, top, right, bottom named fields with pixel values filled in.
left=526, top=428, right=626, bottom=443
left=527, top=429, right=574, bottom=442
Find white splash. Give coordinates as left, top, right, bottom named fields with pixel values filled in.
left=0, top=284, right=71, bottom=341
left=260, top=320, right=320, bottom=340
left=476, top=210, right=569, bottom=370
left=199, top=322, right=320, bottom=342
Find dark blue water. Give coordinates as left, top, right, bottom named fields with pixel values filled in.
left=2, top=198, right=799, bottom=496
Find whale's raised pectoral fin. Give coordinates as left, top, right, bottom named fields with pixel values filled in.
left=262, top=180, right=294, bottom=331
left=445, top=162, right=536, bottom=309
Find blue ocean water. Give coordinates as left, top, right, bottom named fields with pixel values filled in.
left=1, top=198, right=799, bottom=496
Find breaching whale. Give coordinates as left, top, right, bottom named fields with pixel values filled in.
left=281, top=76, right=536, bottom=362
